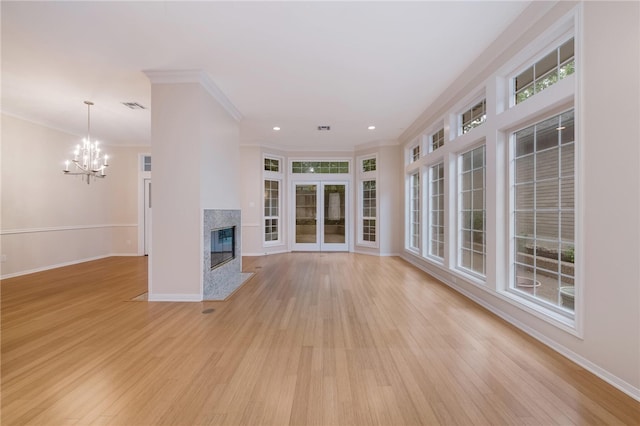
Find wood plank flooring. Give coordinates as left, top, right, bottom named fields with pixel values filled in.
left=2, top=253, right=639, bottom=425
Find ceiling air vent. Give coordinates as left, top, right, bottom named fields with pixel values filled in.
left=317, top=125, right=331, bottom=131
left=122, top=102, right=146, bottom=110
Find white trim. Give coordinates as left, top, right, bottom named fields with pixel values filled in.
left=138, top=152, right=152, bottom=256
left=143, top=69, right=243, bottom=122
left=147, top=293, right=203, bottom=302
left=242, top=249, right=290, bottom=257
left=1, top=224, right=137, bottom=235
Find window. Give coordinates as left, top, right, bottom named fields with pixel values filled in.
left=515, top=38, right=575, bottom=104
left=431, top=128, right=445, bottom=152
left=411, top=145, right=421, bottom=162
left=459, top=145, right=486, bottom=277
left=264, top=179, right=280, bottom=242
left=292, top=161, right=349, bottom=174
left=362, top=158, right=377, bottom=172
left=410, top=172, right=420, bottom=250
left=362, top=180, right=376, bottom=242
left=461, top=99, right=486, bottom=134
left=142, top=155, right=151, bottom=172
left=512, top=110, right=575, bottom=312
left=359, top=155, right=377, bottom=246
left=264, top=157, right=280, bottom=172
left=429, top=163, right=445, bottom=260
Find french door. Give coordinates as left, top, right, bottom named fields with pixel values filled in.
left=292, top=182, right=348, bottom=251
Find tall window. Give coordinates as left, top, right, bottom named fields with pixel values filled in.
left=359, top=155, right=377, bottom=246
left=515, top=38, right=575, bottom=104
left=264, top=180, right=280, bottom=242
left=512, top=110, right=575, bottom=311
left=263, top=155, right=283, bottom=244
left=362, top=180, right=376, bottom=243
left=459, top=145, right=486, bottom=276
left=410, top=172, right=420, bottom=250
left=429, top=163, right=445, bottom=260
left=461, top=99, right=486, bottom=134
left=431, top=128, right=445, bottom=152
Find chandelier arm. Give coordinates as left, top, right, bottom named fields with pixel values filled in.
left=63, top=101, right=108, bottom=184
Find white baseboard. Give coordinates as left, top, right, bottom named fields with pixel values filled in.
left=147, top=293, right=202, bottom=302
left=400, top=253, right=640, bottom=402
left=242, top=249, right=290, bottom=256
left=1, top=255, right=111, bottom=279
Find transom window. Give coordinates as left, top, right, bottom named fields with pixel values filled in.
left=411, top=145, right=420, bottom=162
left=362, top=158, right=377, bottom=172
left=515, top=38, right=575, bottom=104
left=264, top=157, right=280, bottom=172
left=292, top=161, right=349, bottom=174
left=459, top=145, right=486, bottom=276
left=431, top=128, right=445, bottom=152
left=512, top=110, right=575, bottom=312
left=461, top=99, right=486, bottom=134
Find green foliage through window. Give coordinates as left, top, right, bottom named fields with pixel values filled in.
left=292, top=161, right=349, bottom=174
left=515, top=38, right=575, bottom=104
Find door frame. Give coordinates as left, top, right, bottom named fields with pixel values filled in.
left=290, top=179, right=350, bottom=252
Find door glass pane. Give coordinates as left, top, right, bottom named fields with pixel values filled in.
left=324, top=184, right=345, bottom=244
left=296, top=185, right=317, bottom=243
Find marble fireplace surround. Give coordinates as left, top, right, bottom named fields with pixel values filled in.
left=203, top=209, right=253, bottom=300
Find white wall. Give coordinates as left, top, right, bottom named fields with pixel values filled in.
left=399, top=1, right=640, bottom=399
left=1, top=114, right=145, bottom=278
left=239, top=146, right=264, bottom=255
left=580, top=0, right=639, bottom=393
left=148, top=77, right=241, bottom=300
left=377, top=145, right=402, bottom=256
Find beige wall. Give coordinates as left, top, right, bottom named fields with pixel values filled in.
left=1, top=113, right=146, bottom=277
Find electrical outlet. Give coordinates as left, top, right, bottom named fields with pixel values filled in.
left=1, top=254, right=7, bottom=262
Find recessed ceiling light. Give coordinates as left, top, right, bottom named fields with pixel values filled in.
left=273, top=126, right=281, bottom=131
left=368, top=125, right=376, bottom=130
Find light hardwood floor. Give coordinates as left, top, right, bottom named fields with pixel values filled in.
left=2, top=254, right=639, bottom=425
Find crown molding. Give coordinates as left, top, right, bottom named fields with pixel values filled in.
left=143, top=69, right=243, bottom=122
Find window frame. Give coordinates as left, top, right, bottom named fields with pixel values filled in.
left=428, top=162, right=445, bottom=262
left=459, top=98, right=487, bottom=135
left=511, top=35, right=576, bottom=107
left=457, top=143, right=487, bottom=280
left=508, top=109, right=576, bottom=318
left=263, top=154, right=285, bottom=246
left=408, top=171, right=421, bottom=252
left=357, top=154, right=379, bottom=248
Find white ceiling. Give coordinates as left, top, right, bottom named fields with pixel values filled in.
left=1, top=1, right=531, bottom=150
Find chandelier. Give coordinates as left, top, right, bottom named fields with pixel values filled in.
left=63, top=101, right=109, bottom=184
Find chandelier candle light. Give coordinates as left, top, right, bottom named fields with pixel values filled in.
left=63, top=101, right=109, bottom=184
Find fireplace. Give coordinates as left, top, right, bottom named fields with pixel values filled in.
left=203, top=209, right=252, bottom=300
left=211, top=226, right=235, bottom=269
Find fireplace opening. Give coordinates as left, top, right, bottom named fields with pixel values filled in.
left=211, top=226, right=235, bottom=269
